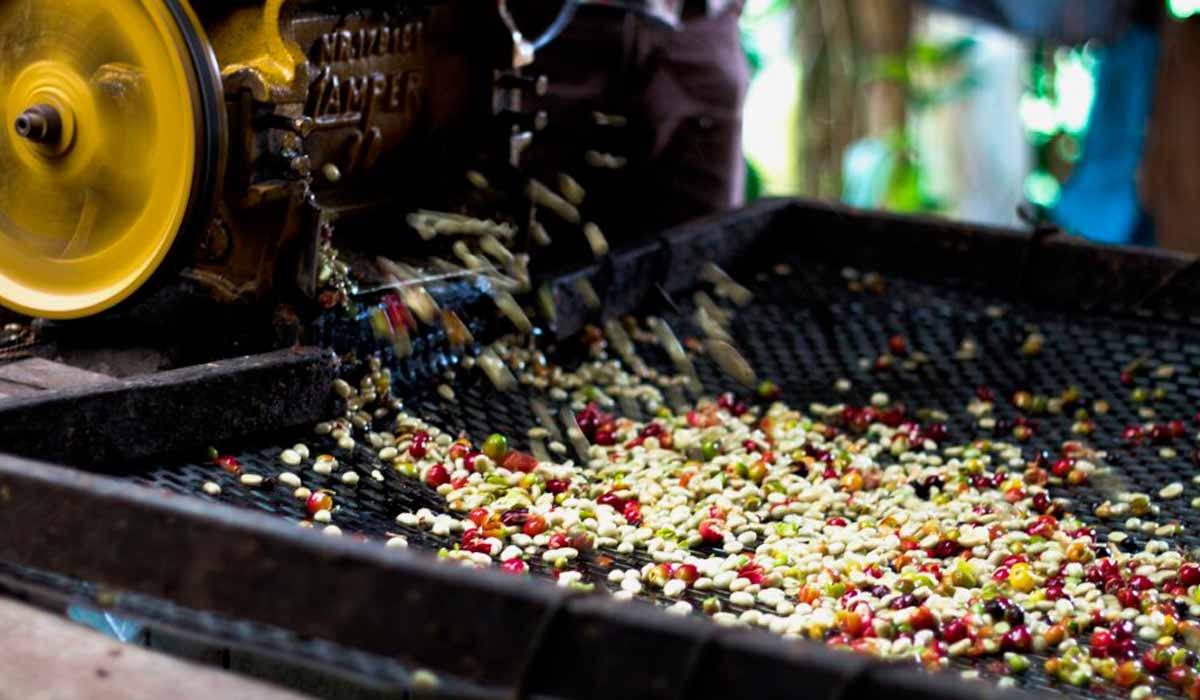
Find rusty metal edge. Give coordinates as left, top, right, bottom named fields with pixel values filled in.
left=0, top=453, right=1039, bottom=700
left=0, top=347, right=340, bottom=467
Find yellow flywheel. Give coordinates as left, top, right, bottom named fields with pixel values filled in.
left=0, top=0, right=224, bottom=319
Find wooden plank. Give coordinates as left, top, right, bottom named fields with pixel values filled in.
left=0, top=597, right=311, bottom=700
left=0, top=347, right=339, bottom=466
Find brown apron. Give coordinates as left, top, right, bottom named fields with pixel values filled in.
left=573, top=0, right=743, bottom=26
left=524, top=2, right=749, bottom=244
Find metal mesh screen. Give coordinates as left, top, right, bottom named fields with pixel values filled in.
left=103, top=248, right=1200, bottom=698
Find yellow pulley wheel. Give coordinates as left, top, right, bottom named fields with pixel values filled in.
left=0, top=0, right=224, bottom=319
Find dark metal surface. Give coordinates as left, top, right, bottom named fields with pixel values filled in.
left=182, top=2, right=546, bottom=306
left=9, top=199, right=1200, bottom=698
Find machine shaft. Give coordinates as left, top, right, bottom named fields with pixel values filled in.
left=13, top=105, right=62, bottom=145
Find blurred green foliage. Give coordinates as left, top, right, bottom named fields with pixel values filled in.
left=741, top=17, right=767, bottom=200
left=1021, top=44, right=1097, bottom=208
left=842, top=36, right=978, bottom=213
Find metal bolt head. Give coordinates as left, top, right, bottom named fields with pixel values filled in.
left=292, top=116, right=314, bottom=138
left=289, top=155, right=311, bottom=176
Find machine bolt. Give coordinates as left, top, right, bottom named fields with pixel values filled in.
left=258, top=113, right=314, bottom=138
left=14, top=105, right=62, bottom=145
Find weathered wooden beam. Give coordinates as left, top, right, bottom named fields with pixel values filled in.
left=0, top=348, right=337, bottom=466
left=0, top=358, right=112, bottom=401
left=0, top=596, right=311, bottom=700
